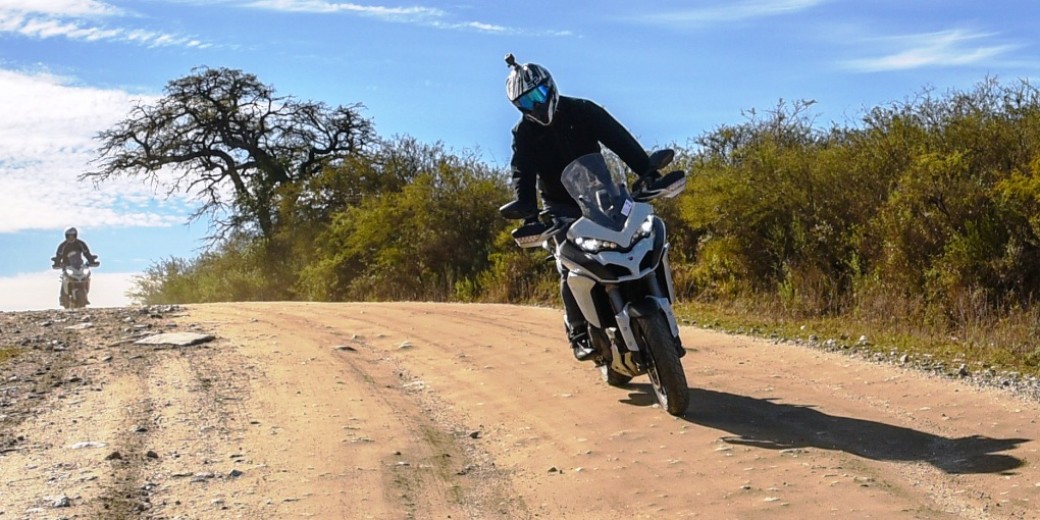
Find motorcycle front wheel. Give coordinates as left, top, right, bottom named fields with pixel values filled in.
left=636, top=312, right=689, bottom=416
left=71, top=288, right=86, bottom=308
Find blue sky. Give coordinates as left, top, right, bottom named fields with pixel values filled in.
left=1, top=0, right=1038, bottom=310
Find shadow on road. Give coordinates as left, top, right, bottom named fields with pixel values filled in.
left=621, top=384, right=1028, bottom=475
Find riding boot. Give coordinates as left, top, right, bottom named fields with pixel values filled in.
left=566, top=319, right=596, bottom=361
left=562, top=282, right=595, bottom=361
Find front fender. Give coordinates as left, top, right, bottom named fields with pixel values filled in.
left=628, top=296, right=663, bottom=318
left=626, top=296, right=680, bottom=338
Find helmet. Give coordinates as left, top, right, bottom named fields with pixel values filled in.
left=64, top=227, right=78, bottom=239
left=505, top=54, right=559, bottom=126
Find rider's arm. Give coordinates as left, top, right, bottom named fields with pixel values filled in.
left=506, top=127, right=540, bottom=219
left=582, top=100, right=651, bottom=176
left=79, top=241, right=97, bottom=262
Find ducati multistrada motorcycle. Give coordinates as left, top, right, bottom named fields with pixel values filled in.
left=53, top=250, right=99, bottom=309
left=507, top=150, right=690, bottom=416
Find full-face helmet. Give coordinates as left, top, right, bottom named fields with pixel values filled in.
left=505, top=54, right=559, bottom=126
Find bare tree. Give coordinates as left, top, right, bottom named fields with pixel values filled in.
left=83, top=66, right=374, bottom=240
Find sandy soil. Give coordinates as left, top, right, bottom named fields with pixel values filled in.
left=1, top=301, right=1038, bottom=519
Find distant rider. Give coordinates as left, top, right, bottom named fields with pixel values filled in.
left=499, top=54, right=674, bottom=361
left=51, top=227, right=99, bottom=306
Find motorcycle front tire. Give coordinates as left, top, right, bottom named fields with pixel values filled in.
left=637, top=312, right=690, bottom=416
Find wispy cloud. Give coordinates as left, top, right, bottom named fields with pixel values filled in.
left=241, top=0, right=541, bottom=34
left=0, top=0, right=121, bottom=17
left=245, top=0, right=444, bottom=18
left=0, top=68, right=190, bottom=234
left=843, top=29, right=1021, bottom=72
left=638, top=0, right=826, bottom=25
left=0, top=0, right=210, bottom=48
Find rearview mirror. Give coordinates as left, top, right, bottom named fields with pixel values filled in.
left=648, top=149, right=674, bottom=171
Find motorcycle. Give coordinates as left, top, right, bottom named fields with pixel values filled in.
left=506, top=150, right=690, bottom=416
left=53, top=251, right=99, bottom=309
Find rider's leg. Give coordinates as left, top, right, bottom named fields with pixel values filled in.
left=561, top=273, right=595, bottom=361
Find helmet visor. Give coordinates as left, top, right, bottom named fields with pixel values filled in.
left=513, top=83, right=550, bottom=112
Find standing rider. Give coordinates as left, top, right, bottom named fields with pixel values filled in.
left=499, top=54, right=667, bottom=361
left=52, top=227, right=98, bottom=268
left=51, top=227, right=99, bottom=306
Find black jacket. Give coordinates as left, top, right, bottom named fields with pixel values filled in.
left=53, top=239, right=96, bottom=265
left=510, top=96, right=650, bottom=216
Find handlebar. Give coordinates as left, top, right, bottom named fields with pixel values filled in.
left=52, top=260, right=100, bottom=269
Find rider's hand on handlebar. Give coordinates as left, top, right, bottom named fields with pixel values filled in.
left=632, top=170, right=660, bottom=195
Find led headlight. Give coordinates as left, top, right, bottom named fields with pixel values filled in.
left=635, top=216, right=654, bottom=239
left=575, top=236, right=621, bottom=252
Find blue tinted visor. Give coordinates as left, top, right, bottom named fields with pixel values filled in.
left=514, top=84, right=550, bottom=111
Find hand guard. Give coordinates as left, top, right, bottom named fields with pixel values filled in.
left=632, top=170, right=687, bottom=201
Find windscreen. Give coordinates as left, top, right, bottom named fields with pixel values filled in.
left=560, top=153, right=634, bottom=231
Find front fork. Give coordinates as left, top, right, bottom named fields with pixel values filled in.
left=587, top=267, right=679, bottom=376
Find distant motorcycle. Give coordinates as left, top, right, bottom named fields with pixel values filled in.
left=53, top=251, right=99, bottom=309
left=505, top=150, right=690, bottom=415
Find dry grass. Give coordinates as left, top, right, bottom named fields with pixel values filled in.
left=675, top=297, right=1040, bottom=378
left=0, top=346, right=21, bottom=365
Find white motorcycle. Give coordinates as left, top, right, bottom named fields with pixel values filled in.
left=507, top=150, right=690, bottom=415
left=53, top=251, right=99, bottom=309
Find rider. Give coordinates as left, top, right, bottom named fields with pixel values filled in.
left=51, top=227, right=99, bottom=305
left=499, top=54, right=669, bottom=361
left=52, top=227, right=98, bottom=267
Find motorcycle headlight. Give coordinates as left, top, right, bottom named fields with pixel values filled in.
left=575, top=236, right=621, bottom=253
left=576, top=217, right=655, bottom=253
left=634, top=216, right=654, bottom=240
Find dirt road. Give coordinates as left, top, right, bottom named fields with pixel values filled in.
left=1, top=302, right=1038, bottom=519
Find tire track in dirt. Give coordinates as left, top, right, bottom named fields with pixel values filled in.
left=179, top=303, right=531, bottom=519
left=200, top=302, right=1039, bottom=519
left=4, top=303, right=1038, bottom=519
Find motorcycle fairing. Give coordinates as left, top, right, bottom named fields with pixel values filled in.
left=557, top=215, right=666, bottom=284
left=565, top=203, right=652, bottom=250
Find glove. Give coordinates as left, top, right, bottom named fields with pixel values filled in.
left=499, top=199, right=539, bottom=220
left=632, top=170, right=660, bottom=195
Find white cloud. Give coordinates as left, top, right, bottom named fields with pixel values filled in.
left=0, top=270, right=136, bottom=311
left=639, top=0, right=826, bottom=25
left=0, top=68, right=190, bottom=233
left=241, top=0, right=533, bottom=34
left=0, top=0, right=209, bottom=47
left=0, top=0, right=121, bottom=17
left=843, top=29, right=1020, bottom=72
left=245, top=0, right=444, bottom=18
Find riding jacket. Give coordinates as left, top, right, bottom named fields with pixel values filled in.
left=53, top=239, right=97, bottom=266
left=509, top=96, right=650, bottom=217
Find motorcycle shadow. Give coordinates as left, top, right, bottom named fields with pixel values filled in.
left=619, top=384, right=1027, bottom=475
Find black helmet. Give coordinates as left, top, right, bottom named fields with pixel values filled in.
left=64, top=227, right=78, bottom=239
left=505, top=54, right=559, bottom=126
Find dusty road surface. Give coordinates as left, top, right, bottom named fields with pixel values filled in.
left=1, top=302, right=1038, bottom=519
